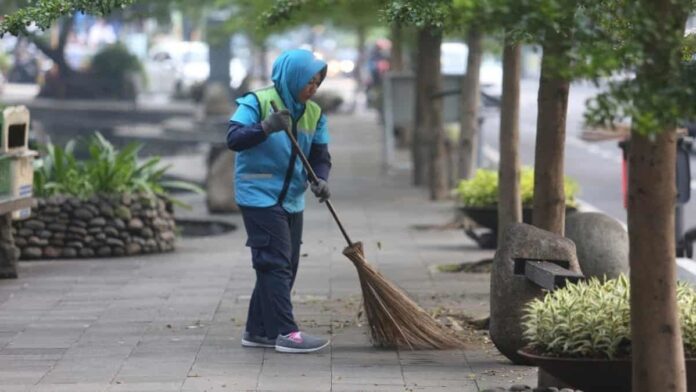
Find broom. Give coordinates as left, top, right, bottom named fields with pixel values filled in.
left=271, top=101, right=464, bottom=350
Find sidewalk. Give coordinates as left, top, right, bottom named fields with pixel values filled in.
left=0, top=111, right=536, bottom=391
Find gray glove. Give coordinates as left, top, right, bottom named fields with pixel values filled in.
left=261, top=109, right=290, bottom=135
left=310, top=179, right=330, bottom=203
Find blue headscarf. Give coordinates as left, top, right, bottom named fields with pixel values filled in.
left=271, top=49, right=327, bottom=119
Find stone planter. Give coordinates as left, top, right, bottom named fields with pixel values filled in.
left=518, top=349, right=696, bottom=392
left=11, top=193, right=176, bottom=259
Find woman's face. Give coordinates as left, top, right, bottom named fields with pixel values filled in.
left=298, top=71, right=322, bottom=103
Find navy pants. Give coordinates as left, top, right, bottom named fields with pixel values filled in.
left=240, top=204, right=303, bottom=339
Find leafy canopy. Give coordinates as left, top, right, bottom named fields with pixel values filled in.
left=0, top=0, right=135, bottom=37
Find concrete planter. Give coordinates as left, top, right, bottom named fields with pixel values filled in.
left=518, top=349, right=696, bottom=392
left=11, top=193, right=176, bottom=259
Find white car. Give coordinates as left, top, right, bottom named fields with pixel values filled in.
left=440, top=42, right=503, bottom=101
left=144, top=41, right=247, bottom=98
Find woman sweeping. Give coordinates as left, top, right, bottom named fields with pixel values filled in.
left=226, top=49, right=331, bottom=353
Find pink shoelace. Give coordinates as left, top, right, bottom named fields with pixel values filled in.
left=286, top=331, right=303, bottom=343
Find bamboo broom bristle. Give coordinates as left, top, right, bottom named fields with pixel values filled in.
left=343, top=242, right=466, bottom=350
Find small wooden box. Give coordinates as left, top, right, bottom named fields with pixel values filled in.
left=1, top=106, right=30, bottom=154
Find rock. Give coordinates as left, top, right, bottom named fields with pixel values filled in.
left=559, top=389, right=575, bottom=392
left=489, top=223, right=580, bottom=365
left=112, top=247, right=125, bottom=256
left=44, top=207, right=60, bottom=215
left=95, top=233, right=107, bottom=241
left=510, top=385, right=532, bottom=391
left=49, top=238, right=64, bottom=247
left=61, top=248, right=77, bottom=258
left=22, top=247, right=42, bottom=259
left=65, top=241, right=84, bottom=249
left=24, top=220, right=45, bottom=230
left=126, top=243, right=142, bottom=255
left=121, top=193, right=132, bottom=206
left=37, top=230, right=52, bottom=239
left=141, top=228, right=154, bottom=238
left=68, top=198, right=81, bottom=208
left=88, top=227, right=103, bottom=235
left=47, top=223, right=67, bottom=232
left=104, top=227, right=119, bottom=237
left=128, top=218, right=144, bottom=230
left=79, top=248, right=94, bottom=257
left=71, top=220, right=87, bottom=228
left=481, top=389, right=506, bottom=392
left=43, top=246, right=61, bottom=259
left=160, top=231, right=176, bottom=242
left=112, top=219, right=126, bottom=230
left=14, top=237, right=27, bottom=247
left=53, top=232, right=66, bottom=240
left=206, top=145, right=239, bottom=213
left=106, top=238, right=125, bottom=248
left=18, top=228, right=33, bottom=237
left=565, top=212, right=629, bottom=279
left=67, top=227, right=88, bottom=236
left=84, top=204, right=99, bottom=216
left=533, top=388, right=560, bottom=392
left=114, top=206, right=131, bottom=220
left=89, top=217, right=106, bottom=227
left=99, top=204, right=114, bottom=218
left=97, top=246, right=112, bottom=257
left=28, top=236, right=48, bottom=247
left=73, top=208, right=94, bottom=220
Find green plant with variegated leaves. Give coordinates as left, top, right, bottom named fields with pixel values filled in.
left=34, top=132, right=203, bottom=208
left=456, top=168, right=579, bottom=208
left=522, top=276, right=696, bottom=359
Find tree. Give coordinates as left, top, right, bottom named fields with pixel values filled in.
left=584, top=0, right=696, bottom=388
left=0, top=0, right=135, bottom=36
left=384, top=0, right=452, bottom=199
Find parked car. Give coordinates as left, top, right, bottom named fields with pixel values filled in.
left=144, top=41, right=248, bottom=99
left=440, top=42, right=503, bottom=101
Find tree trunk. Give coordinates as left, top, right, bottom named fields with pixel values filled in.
left=531, top=26, right=572, bottom=235
left=497, top=40, right=522, bottom=246
left=629, top=131, right=685, bottom=391
left=427, top=33, right=447, bottom=200
left=390, top=24, right=404, bottom=72
left=413, top=29, right=444, bottom=193
left=458, top=28, right=483, bottom=180
left=629, top=1, right=688, bottom=390
left=354, top=25, right=367, bottom=86
left=29, top=16, right=75, bottom=78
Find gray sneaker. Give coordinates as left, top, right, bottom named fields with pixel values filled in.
left=241, top=331, right=276, bottom=348
left=275, top=331, right=330, bottom=353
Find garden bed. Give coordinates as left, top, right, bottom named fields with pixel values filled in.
left=11, top=193, right=176, bottom=259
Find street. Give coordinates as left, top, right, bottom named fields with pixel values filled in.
left=481, top=78, right=696, bottom=252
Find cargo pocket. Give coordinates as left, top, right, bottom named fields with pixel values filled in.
left=245, top=233, right=270, bottom=249
left=246, top=233, right=283, bottom=272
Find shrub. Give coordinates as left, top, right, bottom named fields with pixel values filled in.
left=456, top=167, right=579, bottom=207
left=33, top=132, right=202, bottom=207
left=91, top=43, right=142, bottom=82
left=522, top=275, right=696, bottom=359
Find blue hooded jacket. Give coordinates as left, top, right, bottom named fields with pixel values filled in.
left=226, top=49, right=331, bottom=213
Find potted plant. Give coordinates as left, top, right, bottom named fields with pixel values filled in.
left=12, top=132, right=202, bottom=259
left=518, top=276, right=696, bottom=391
left=456, top=168, right=579, bottom=248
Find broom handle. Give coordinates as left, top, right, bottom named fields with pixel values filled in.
left=270, top=100, right=354, bottom=247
